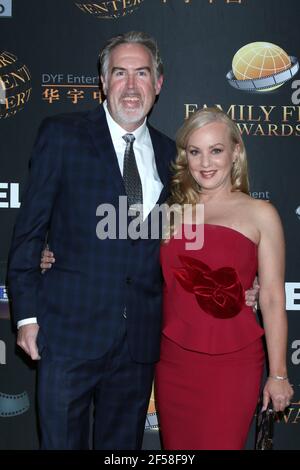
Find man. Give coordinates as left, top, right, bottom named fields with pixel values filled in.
left=9, top=31, right=258, bottom=450
left=8, top=31, right=175, bottom=450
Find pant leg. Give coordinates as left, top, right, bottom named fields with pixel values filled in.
left=38, top=322, right=155, bottom=450
left=93, top=327, right=155, bottom=450
left=37, top=347, right=95, bottom=450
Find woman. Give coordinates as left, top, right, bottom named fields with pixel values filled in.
left=40, top=108, right=292, bottom=449
left=155, top=107, right=293, bottom=450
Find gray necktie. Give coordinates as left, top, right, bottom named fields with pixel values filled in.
left=122, top=133, right=143, bottom=216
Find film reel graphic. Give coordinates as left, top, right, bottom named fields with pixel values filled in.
left=227, top=56, right=299, bottom=92
left=0, top=392, right=30, bottom=418
left=227, top=42, right=299, bottom=92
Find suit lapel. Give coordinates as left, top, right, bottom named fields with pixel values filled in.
left=86, top=107, right=170, bottom=208
left=87, top=106, right=126, bottom=196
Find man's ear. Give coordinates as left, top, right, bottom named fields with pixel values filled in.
left=101, top=75, right=107, bottom=96
left=155, top=75, right=164, bottom=96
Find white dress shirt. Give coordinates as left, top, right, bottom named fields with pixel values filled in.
left=103, top=100, right=163, bottom=220
left=17, top=102, right=163, bottom=329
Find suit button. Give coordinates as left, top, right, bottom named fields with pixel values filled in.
left=126, top=277, right=132, bottom=284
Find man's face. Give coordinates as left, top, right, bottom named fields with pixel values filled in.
left=101, top=43, right=163, bottom=131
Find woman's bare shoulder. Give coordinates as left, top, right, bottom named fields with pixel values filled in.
left=236, top=193, right=275, bottom=212
left=233, top=193, right=282, bottom=229
left=247, top=197, right=282, bottom=231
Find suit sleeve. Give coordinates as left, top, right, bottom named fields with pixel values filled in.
left=7, top=118, right=63, bottom=324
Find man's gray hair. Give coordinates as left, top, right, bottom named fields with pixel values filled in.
left=99, top=31, right=163, bottom=81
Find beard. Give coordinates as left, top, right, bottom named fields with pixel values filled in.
left=116, top=106, right=145, bottom=126
left=106, top=87, right=156, bottom=129
left=114, top=93, right=146, bottom=126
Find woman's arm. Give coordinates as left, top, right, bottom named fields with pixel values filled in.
left=256, top=201, right=293, bottom=411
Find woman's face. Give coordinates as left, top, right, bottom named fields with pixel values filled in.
left=186, top=121, right=239, bottom=193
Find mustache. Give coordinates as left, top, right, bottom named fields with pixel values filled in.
left=120, top=92, right=142, bottom=99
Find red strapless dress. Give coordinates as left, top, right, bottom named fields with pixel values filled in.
left=155, top=225, right=265, bottom=450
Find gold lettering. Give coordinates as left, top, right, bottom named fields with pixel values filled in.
left=238, top=105, right=245, bottom=121
left=0, top=66, right=31, bottom=91
left=5, top=88, right=31, bottom=110
left=112, top=1, right=118, bottom=11
left=123, top=0, right=142, bottom=8
left=76, top=4, right=88, bottom=14
left=19, top=65, right=31, bottom=81
left=282, top=124, right=294, bottom=137
left=76, top=0, right=142, bottom=16
left=236, top=123, right=254, bottom=135
left=203, top=104, right=223, bottom=112
left=0, top=58, right=8, bottom=68
left=185, top=103, right=198, bottom=119
left=94, top=3, right=109, bottom=13
left=224, top=104, right=236, bottom=120
left=283, top=106, right=296, bottom=122
left=67, top=89, right=85, bottom=104
left=0, top=52, right=17, bottom=68
left=183, top=104, right=300, bottom=135
left=93, top=91, right=103, bottom=104
left=77, top=4, right=108, bottom=15
left=248, top=105, right=261, bottom=122
left=5, top=95, right=17, bottom=110
left=0, top=109, right=17, bottom=119
left=281, top=407, right=295, bottom=423
left=0, top=74, right=14, bottom=90
left=268, top=124, right=279, bottom=136
left=253, top=124, right=265, bottom=135
left=42, top=88, right=60, bottom=104
left=292, top=408, right=300, bottom=424
left=162, top=0, right=191, bottom=4
left=16, top=91, right=27, bottom=106
left=10, top=68, right=30, bottom=86
left=260, top=105, right=275, bottom=122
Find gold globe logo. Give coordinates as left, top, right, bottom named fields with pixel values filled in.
left=0, top=51, right=32, bottom=119
left=227, top=42, right=299, bottom=92
left=75, top=0, right=144, bottom=19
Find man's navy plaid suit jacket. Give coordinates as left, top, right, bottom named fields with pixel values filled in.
left=8, top=105, right=176, bottom=362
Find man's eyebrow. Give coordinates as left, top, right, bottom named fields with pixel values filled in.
left=111, top=67, right=126, bottom=73
left=111, top=66, right=151, bottom=73
left=135, top=67, right=151, bottom=72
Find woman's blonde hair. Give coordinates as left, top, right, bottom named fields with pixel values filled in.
left=164, top=107, right=249, bottom=240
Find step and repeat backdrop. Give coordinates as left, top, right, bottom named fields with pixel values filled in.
left=0, top=0, right=300, bottom=450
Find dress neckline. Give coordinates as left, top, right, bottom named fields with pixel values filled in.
left=183, top=223, right=258, bottom=247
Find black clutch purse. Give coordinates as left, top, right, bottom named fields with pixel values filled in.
left=255, top=402, right=274, bottom=450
